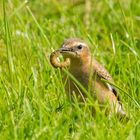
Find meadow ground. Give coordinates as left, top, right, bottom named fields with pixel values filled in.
left=0, top=0, right=140, bottom=139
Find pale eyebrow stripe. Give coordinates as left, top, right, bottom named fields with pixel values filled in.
left=62, top=42, right=86, bottom=48
left=78, top=43, right=86, bottom=46
left=74, top=43, right=86, bottom=47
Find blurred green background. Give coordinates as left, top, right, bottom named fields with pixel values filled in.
left=0, top=0, right=140, bottom=139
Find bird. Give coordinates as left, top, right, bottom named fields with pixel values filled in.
left=51, top=38, right=126, bottom=117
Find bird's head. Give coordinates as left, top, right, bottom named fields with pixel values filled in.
left=60, top=38, right=90, bottom=65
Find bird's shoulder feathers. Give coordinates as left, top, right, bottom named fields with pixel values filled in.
left=92, top=59, right=120, bottom=100
left=92, top=59, right=113, bottom=82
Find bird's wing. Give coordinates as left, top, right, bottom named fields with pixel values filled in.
left=93, top=59, right=113, bottom=81
left=93, top=59, right=119, bottom=100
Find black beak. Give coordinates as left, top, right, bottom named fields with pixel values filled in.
left=60, top=47, right=73, bottom=53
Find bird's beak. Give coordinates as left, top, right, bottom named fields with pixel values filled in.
left=59, top=47, right=73, bottom=53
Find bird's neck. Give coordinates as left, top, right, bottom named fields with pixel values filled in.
left=69, top=55, right=91, bottom=73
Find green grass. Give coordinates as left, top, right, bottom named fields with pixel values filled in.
left=0, top=0, right=140, bottom=139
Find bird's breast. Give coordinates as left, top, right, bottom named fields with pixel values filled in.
left=63, top=66, right=95, bottom=100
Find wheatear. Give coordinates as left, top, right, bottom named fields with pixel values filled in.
left=50, top=38, right=126, bottom=117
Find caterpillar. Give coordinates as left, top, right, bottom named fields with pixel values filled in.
left=50, top=50, right=70, bottom=68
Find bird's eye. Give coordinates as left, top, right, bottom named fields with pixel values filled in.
left=77, top=45, right=83, bottom=50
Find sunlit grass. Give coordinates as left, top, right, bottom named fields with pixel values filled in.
left=0, top=0, right=140, bottom=139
